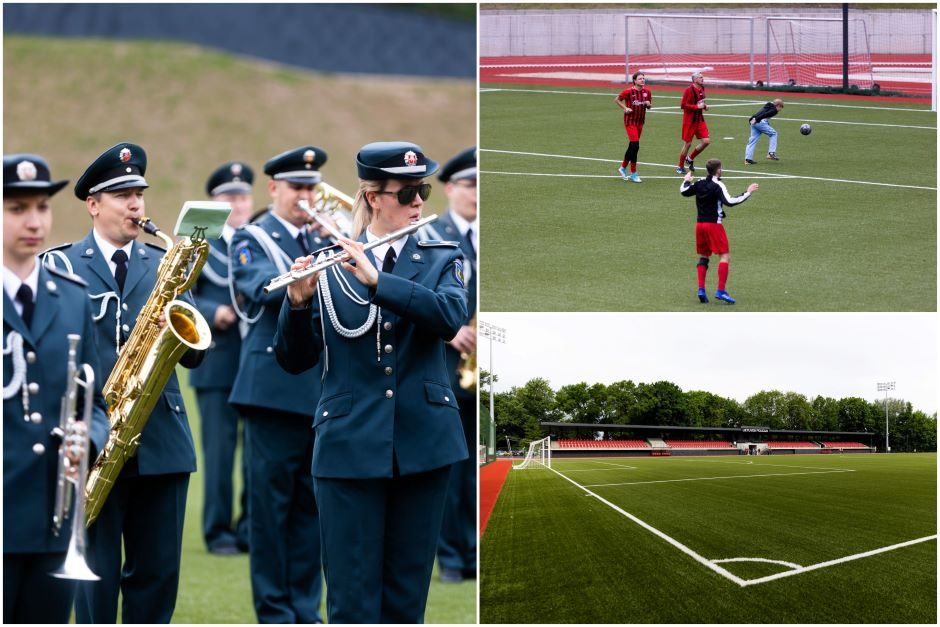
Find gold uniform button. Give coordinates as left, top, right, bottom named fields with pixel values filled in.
left=26, top=351, right=37, bottom=364
left=384, top=367, right=393, bottom=375
left=32, top=443, right=45, bottom=455
left=384, top=345, right=393, bottom=354
left=385, top=390, right=394, bottom=399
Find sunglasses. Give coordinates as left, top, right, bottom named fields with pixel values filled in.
left=376, top=183, right=431, bottom=205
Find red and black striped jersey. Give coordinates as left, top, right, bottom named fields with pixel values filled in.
left=681, top=84, right=706, bottom=124
left=618, top=86, right=652, bottom=126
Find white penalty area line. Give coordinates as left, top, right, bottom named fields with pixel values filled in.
left=482, top=148, right=937, bottom=191
left=547, top=464, right=935, bottom=588
left=581, top=468, right=855, bottom=488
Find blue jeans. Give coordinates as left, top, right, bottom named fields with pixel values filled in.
left=745, top=120, right=777, bottom=159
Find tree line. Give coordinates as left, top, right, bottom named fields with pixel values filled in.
left=479, top=373, right=937, bottom=453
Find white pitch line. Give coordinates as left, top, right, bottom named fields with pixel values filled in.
left=582, top=469, right=854, bottom=488
left=712, top=557, right=803, bottom=570
left=482, top=87, right=935, bottom=113
left=738, top=535, right=938, bottom=587
left=484, top=170, right=790, bottom=181
left=481, top=148, right=937, bottom=191
left=547, top=465, right=748, bottom=586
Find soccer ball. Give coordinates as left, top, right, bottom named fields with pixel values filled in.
left=800, top=124, right=812, bottom=135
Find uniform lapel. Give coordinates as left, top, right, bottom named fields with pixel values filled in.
left=79, top=231, right=120, bottom=294
left=122, top=241, right=151, bottom=299
left=391, top=236, right=422, bottom=281
left=30, top=266, right=60, bottom=341
left=208, top=237, right=229, bottom=277
left=2, top=290, right=31, bottom=341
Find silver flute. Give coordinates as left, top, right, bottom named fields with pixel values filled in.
left=263, top=214, right=438, bottom=294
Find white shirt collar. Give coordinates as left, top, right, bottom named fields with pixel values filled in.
left=93, top=229, right=135, bottom=276
left=221, top=223, right=236, bottom=245
left=271, top=212, right=305, bottom=240
left=448, top=210, right=477, bottom=238
left=3, top=260, right=40, bottom=317
left=366, top=226, right=407, bottom=270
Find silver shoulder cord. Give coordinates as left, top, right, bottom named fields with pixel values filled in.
left=315, top=250, right=385, bottom=370
left=42, top=251, right=123, bottom=356
left=201, top=246, right=230, bottom=288
left=227, top=225, right=294, bottom=326
left=2, top=331, right=30, bottom=414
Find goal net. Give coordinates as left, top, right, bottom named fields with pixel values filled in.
left=765, top=17, right=873, bottom=89
left=624, top=14, right=757, bottom=86
left=514, top=436, right=551, bottom=470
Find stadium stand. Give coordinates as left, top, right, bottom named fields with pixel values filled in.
left=557, top=439, right=651, bottom=449
left=821, top=441, right=870, bottom=449
left=664, top=440, right=734, bottom=449
left=767, top=441, right=819, bottom=449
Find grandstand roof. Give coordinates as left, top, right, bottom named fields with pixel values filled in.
left=539, top=422, right=872, bottom=436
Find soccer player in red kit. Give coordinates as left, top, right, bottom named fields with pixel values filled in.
left=615, top=72, right=652, bottom=183
left=679, top=159, right=759, bottom=304
left=677, top=71, right=710, bottom=175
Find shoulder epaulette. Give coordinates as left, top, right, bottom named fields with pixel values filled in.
left=417, top=240, right=460, bottom=248
left=45, top=264, right=88, bottom=288
left=144, top=242, right=167, bottom=253
left=40, top=242, right=74, bottom=255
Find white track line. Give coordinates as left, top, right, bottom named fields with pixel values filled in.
left=547, top=464, right=936, bottom=587
left=582, top=468, right=854, bottom=488
left=482, top=148, right=937, bottom=191
left=735, top=535, right=938, bottom=587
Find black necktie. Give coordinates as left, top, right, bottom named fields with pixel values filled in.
left=112, top=249, right=128, bottom=293
left=16, top=284, right=34, bottom=328
left=296, top=232, right=309, bottom=255
left=464, top=227, right=476, bottom=257
left=382, top=248, right=397, bottom=273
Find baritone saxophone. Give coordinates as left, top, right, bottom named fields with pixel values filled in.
left=84, top=217, right=212, bottom=527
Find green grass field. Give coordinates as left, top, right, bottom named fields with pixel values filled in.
left=161, top=370, right=477, bottom=623
left=480, top=84, right=937, bottom=311
left=480, top=453, right=936, bottom=623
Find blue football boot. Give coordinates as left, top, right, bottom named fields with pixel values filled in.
left=697, top=288, right=709, bottom=303
left=715, top=290, right=736, bottom=304
left=630, top=172, right=642, bottom=183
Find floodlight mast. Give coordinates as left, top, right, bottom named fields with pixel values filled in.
left=480, top=321, right=506, bottom=459
left=877, top=381, right=895, bottom=453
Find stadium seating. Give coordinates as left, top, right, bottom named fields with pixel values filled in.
left=821, top=441, right=870, bottom=449
left=664, top=440, right=734, bottom=449
left=556, top=439, right=650, bottom=449
left=767, top=441, right=819, bottom=448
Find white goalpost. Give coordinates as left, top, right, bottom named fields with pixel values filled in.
left=514, top=436, right=551, bottom=470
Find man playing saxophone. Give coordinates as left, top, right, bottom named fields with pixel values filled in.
left=228, top=146, right=326, bottom=623
left=3, top=154, right=109, bottom=623
left=42, top=142, right=205, bottom=623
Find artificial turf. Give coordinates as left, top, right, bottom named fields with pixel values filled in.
left=480, top=84, right=937, bottom=311
left=480, top=453, right=936, bottom=623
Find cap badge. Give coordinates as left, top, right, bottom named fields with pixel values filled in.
left=404, top=151, right=418, bottom=167
left=231, top=163, right=243, bottom=176
left=16, top=160, right=37, bottom=181
left=303, top=150, right=316, bottom=163
left=119, top=147, right=132, bottom=163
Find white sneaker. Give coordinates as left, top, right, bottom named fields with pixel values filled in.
left=630, top=172, right=642, bottom=183
left=618, top=166, right=628, bottom=180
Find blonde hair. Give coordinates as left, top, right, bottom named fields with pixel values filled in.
left=352, top=179, right=384, bottom=238
left=773, top=98, right=785, bottom=108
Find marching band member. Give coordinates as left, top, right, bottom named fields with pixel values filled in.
left=191, top=161, right=254, bottom=556
left=228, top=146, right=325, bottom=623
left=431, top=147, right=478, bottom=584
left=45, top=142, right=204, bottom=623
left=275, top=141, right=469, bottom=623
left=3, top=154, right=109, bottom=623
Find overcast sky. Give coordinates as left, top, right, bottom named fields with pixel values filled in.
left=479, top=313, right=938, bottom=415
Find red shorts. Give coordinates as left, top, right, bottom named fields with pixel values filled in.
left=696, top=222, right=729, bottom=256
left=624, top=124, right=644, bottom=142
left=682, top=119, right=709, bottom=143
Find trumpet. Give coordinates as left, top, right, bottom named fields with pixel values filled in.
left=50, top=334, right=100, bottom=581
left=263, top=214, right=438, bottom=294
left=301, top=181, right=355, bottom=238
